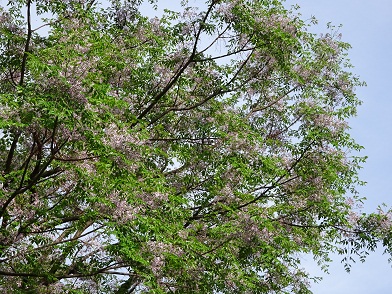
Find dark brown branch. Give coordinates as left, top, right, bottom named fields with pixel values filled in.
left=48, top=221, right=95, bottom=276
left=176, top=48, right=256, bottom=112
left=0, top=268, right=135, bottom=280
left=236, top=142, right=314, bottom=210
left=150, top=48, right=256, bottom=125
left=18, top=137, right=37, bottom=189
left=50, top=116, right=58, bottom=153
left=8, top=66, right=18, bottom=88
left=27, top=132, right=44, bottom=189
left=246, top=85, right=300, bottom=118
left=4, top=130, right=21, bottom=176
left=1, top=222, right=101, bottom=265
left=0, top=138, right=67, bottom=217
left=185, top=141, right=315, bottom=226
left=53, top=155, right=99, bottom=162
left=195, top=46, right=255, bottom=62
left=148, top=137, right=219, bottom=143
left=19, top=0, right=32, bottom=86
left=133, top=62, right=193, bottom=126
left=132, top=2, right=216, bottom=127
left=198, top=25, right=231, bottom=55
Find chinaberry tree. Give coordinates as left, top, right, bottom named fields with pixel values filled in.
left=0, top=0, right=391, bottom=293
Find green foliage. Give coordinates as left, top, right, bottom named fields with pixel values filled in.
left=0, top=0, right=388, bottom=293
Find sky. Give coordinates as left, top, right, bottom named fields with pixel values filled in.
left=282, top=0, right=392, bottom=293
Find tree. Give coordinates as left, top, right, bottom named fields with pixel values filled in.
left=0, top=0, right=391, bottom=293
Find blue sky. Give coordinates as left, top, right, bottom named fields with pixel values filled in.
left=283, top=0, right=392, bottom=292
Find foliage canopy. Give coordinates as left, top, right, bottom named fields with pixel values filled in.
left=0, top=0, right=391, bottom=293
